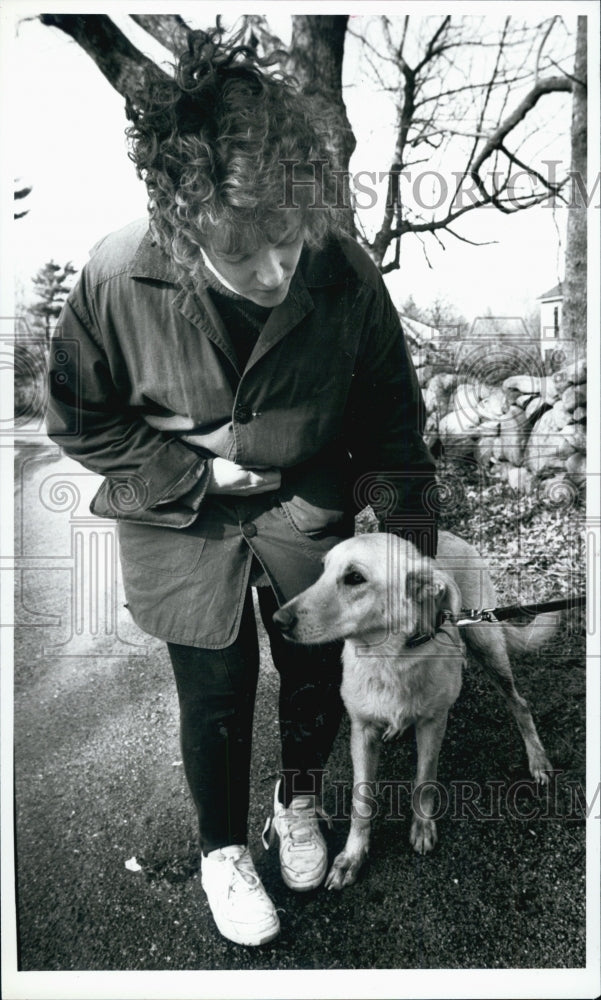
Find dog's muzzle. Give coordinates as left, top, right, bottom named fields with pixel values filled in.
left=272, top=606, right=298, bottom=640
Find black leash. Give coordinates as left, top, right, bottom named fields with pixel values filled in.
left=450, top=595, right=587, bottom=626
left=407, top=595, right=585, bottom=648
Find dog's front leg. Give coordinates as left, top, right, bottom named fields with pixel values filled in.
left=410, top=713, right=449, bottom=855
left=325, top=718, right=381, bottom=890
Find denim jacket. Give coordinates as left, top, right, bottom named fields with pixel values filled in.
left=47, top=219, right=437, bottom=647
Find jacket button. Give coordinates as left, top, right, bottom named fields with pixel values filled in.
left=234, top=405, right=252, bottom=424
left=241, top=521, right=257, bottom=538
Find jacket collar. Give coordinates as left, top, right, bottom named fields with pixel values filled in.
left=244, top=270, right=314, bottom=369
left=299, top=237, right=352, bottom=288
left=127, top=227, right=347, bottom=373
left=128, top=227, right=350, bottom=290
left=172, top=266, right=315, bottom=375
left=129, top=229, right=179, bottom=284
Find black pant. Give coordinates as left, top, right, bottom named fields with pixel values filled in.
left=167, top=586, right=343, bottom=855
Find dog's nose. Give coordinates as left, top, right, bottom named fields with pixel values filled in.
left=272, top=606, right=298, bottom=635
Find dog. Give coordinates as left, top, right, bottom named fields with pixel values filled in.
left=272, top=530, right=555, bottom=890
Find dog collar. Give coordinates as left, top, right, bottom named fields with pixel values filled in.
left=405, top=630, right=436, bottom=648
left=405, top=610, right=457, bottom=649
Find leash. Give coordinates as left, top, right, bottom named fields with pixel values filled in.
left=406, top=595, right=585, bottom=648
left=446, top=595, right=586, bottom=626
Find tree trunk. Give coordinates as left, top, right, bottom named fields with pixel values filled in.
left=562, top=16, right=587, bottom=344
left=287, top=15, right=356, bottom=231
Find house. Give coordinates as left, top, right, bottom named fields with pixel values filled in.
left=539, top=282, right=563, bottom=346
left=398, top=314, right=442, bottom=345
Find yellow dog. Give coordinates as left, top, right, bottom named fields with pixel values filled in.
left=273, top=531, right=555, bottom=890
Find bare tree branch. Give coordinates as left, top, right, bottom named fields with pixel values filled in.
left=535, top=16, right=558, bottom=83
left=347, top=23, right=399, bottom=65
left=545, top=56, right=586, bottom=88
left=360, top=13, right=576, bottom=270
left=471, top=75, right=573, bottom=175
left=498, top=144, right=569, bottom=202
left=39, top=14, right=169, bottom=99
left=413, top=73, right=535, bottom=109
left=445, top=227, right=498, bottom=247
left=414, top=16, right=451, bottom=73
left=129, top=14, right=191, bottom=56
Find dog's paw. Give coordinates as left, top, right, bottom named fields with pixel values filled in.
left=528, top=750, right=553, bottom=785
left=410, top=816, right=438, bottom=855
left=324, top=850, right=366, bottom=891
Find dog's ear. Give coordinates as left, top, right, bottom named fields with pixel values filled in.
left=406, top=567, right=461, bottom=632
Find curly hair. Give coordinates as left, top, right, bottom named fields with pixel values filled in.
left=126, top=29, right=343, bottom=289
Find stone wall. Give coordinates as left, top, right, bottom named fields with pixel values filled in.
left=408, top=329, right=586, bottom=491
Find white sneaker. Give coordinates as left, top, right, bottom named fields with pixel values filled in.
left=201, top=845, right=280, bottom=946
left=262, top=780, right=331, bottom=891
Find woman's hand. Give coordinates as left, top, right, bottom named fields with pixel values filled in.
left=206, top=457, right=281, bottom=496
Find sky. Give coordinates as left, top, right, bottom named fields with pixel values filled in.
left=1, top=2, right=593, bottom=325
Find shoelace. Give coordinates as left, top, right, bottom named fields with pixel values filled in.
left=222, top=851, right=261, bottom=894
left=262, top=797, right=332, bottom=851
left=282, top=800, right=320, bottom=852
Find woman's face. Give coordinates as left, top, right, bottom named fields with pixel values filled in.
left=204, top=221, right=304, bottom=307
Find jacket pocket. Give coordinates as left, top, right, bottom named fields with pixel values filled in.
left=280, top=496, right=348, bottom=540
left=90, top=478, right=202, bottom=529
left=279, top=457, right=351, bottom=541
left=117, top=521, right=206, bottom=577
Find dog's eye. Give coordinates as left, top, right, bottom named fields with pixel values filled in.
left=343, top=570, right=366, bottom=587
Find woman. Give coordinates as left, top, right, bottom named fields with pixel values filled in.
left=47, top=30, right=437, bottom=946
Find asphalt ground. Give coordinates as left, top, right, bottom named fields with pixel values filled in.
left=9, top=442, right=589, bottom=980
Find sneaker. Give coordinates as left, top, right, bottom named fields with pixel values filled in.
left=262, top=779, right=331, bottom=891
left=201, top=845, right=280, bottom=946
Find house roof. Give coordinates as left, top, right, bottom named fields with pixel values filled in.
left=539, top=282, right=563, bottom=301
left=398, top=314, right=442, bottom=343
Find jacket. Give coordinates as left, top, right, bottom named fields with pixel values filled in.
left=47, top=218, right=437, bottom=647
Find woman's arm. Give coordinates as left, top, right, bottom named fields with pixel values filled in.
left=46, top=297, right=212, bottom=519
left=346, top=280, right=438, bottom=558
left=46, top=297, right=281, bottom=517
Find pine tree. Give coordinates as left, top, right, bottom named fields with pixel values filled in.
left=29, top=261, right=77, bottom=343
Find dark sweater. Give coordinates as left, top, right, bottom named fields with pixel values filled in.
left=207, top=289, right=272, bottom=371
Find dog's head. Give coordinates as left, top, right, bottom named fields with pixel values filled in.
left=272, top=533, right=461, bottom=648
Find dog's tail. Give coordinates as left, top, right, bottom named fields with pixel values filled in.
left=501, top=612, right=559, bottom=654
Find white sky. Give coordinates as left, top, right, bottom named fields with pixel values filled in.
left=1, top=2, right=592, bottom=323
